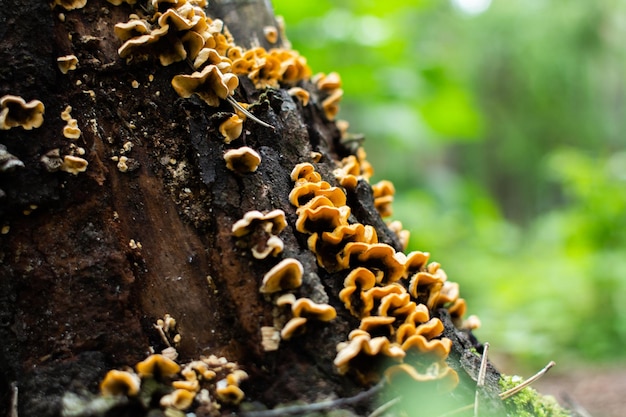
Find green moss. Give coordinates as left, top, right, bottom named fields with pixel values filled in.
left=499, top=375, right=572, bottom=417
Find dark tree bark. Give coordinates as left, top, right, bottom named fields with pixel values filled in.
left=0, top=1, right=510, bottom=416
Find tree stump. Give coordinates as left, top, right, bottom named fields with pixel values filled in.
left=0, top=1, right=512, bottom=416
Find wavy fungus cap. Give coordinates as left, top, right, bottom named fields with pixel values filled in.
left=0, top=95, right=44, bottom=130
left=259, top=258, right=303, bottom=293
left=224, top=146, right=261, bottom=174
left=100, top=370, right=141, bottom=396
left=172, top=65, right=239, bottom=106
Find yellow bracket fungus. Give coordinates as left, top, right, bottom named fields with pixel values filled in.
left=0, top=95, right=45, bottom=130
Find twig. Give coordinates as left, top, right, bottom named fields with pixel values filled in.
left=499, top=361, right=555, bottom=400
left=368, top=396, right=402, bottom=417
left=227, top=96, right=275, bottom=130
left=474, top=342, right=489, bottom=417
left=437, top=360, right=556, bottom=417
left=241, top=380, right=385, bottom=417
left=153, top=323, right=171, bottom=348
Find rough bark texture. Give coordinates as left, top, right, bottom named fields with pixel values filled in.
left=0, top=1, right=507, bottom=416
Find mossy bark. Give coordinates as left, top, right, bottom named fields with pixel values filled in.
left=0, top=1, right=513, bottom=416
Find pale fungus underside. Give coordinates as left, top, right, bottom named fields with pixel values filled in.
left=0, top=1, right=564, bottom=416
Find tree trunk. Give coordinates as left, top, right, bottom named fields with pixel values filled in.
left=0, top=1, right=507, bottom=416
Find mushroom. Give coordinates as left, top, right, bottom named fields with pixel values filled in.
left=408, top=271, right=444, bottom=310
left=215, top=382, right=245, bottom=404
left=261, top=326, right=281, bottom=351
left=338, top=267, right=377, bottom=318
left=321, top=89, right=343, bottom=120
left=307, top=223, right=378, bottom=271
left=219, top=114, right=244, bottom=143
left=251, top=235, right=283, bottom=259
left=339, top=242, right=405, bottom=284
left=401, top=335, right=451, bottom=359
left=383, top=362, right=459, bottom=391
left=287, top=87, right=310, bottom=106
left=0, top=95, right=45, bottom=130
left=232, top=209, right=287, bottom=237
left=290, top=162, right=322, bottom=184
left=259, top=258, right=303, bottom=293
left=63, top=118, right=81, bottom=140
left=315, top=71, right=342, bottom=91
left=172, top=379, right=199, bottom=392
left=60, top=155, right=88, bottom=175
left=107, top=0, right=138, bottom=5
left=57, top=55, right=78, bottom=74
left=135, top=354, right=180, bottom=378
left=372, top=180, right=395, bottom=218
left=100, top=370, right=141, bottom=396
left=263, top=26, right=278, bottom=44
left=114, top=19, right=151, bottom=42
left=51, top=0, right=87, bottom=10
left=160, top=388, right=195, bottom=410
left=334, top=330, right=405, bottom=375
left=279, top=297, right=336, bottom=340
left=289, top=182, right=346, bottom=208
left=223, top=146, right=261, bottom=173
left=171, top=65, right=239, bottom=107
left=294, top=204, right=350, bottom=234
left=279, top=317, right=307, bottom=340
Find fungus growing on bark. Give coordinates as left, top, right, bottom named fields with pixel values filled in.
left=295, top=204, right=350, bottom=234
left=51, top=0, right=87, bottom=10
left=63, top=119, right=81, bottom=140
left=384, top=362, right=459, bottom=391
left=259, top=258, right=303, bottom=293
left=60, top=155, right=88, bottom=175
left=263, top=26, right=278, bottom=44
left=219, top=114, right=244, bottom=143
left=215, top=382, right=245, bottom=404
left=339, top=242, right=405, bottom=284
left=251, top=235, right=284, bottom=259
left=277, top=296, right=337, bottom=340
left=114, top=19, right=151, bottom=41
left=160, top=388, right=195, bottom=410
left=107, top=0, right=138, bottom=5
left=372, top=180, right=395, bottom=218
left=135, top=354, right=181, bottom=378
left=0, top=95, right=44, bottom=130
left=100, top=370, right=141, bottom=397
left=260, top=326, right=280, bottom=352
left=232, top=209, right=286, bottom=259
left=339, top=267, right=377, bottom=318
left=334, top=330, right=405, bottom=376
left=223, top=146, right=261, bottom=173
left=321, top=89, right=343, bottom=120
left=287, top=87, right=310, bottom=106
left=172, top=65, right=239, bottom=107
left=232, top=209, right=287, bottom=237
left=289, top=181, right=346, bottom=208
left=290, top=162, right=322, bottom=184
left=315, top=72, right=342, bottom=91
left=57, top=55, right=78, bottom=74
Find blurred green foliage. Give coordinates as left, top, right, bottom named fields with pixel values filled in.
left=271, top=0, right=626, bottom=368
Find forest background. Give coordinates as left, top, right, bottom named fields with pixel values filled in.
left=273, top=0, right=626, bottom=374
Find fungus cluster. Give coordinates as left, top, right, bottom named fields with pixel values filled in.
left=99, top=315, right=250, bottom=414
left=289, top=162, right=472, bottom=389
left=0, top=95, right=45, bottom=130
left=232, top=209, right=286, bottom=259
